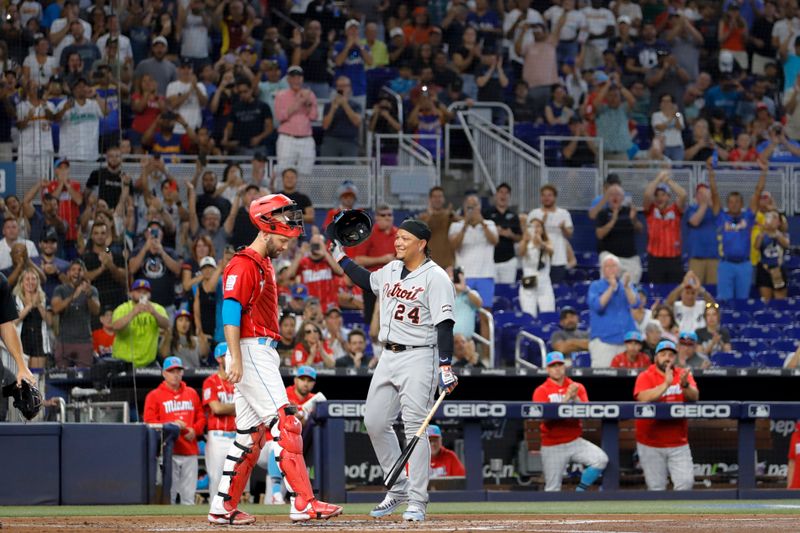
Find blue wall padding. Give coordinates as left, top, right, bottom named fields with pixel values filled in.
left=0, top=423, right=61, bottom=505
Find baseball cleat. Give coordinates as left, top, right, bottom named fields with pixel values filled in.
left=402, top=506, right=426, bottom=522
left=289, top=499, right=343, bottom=522
left=271, top=492, right=286, bottom=505
left=208, top=509, right=256, bottom=525
left=370, top=495, right=409, bottom=518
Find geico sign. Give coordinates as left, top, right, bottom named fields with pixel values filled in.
left=442, top=403, right=507, bottom=418
left=327, top=403, right=367, bottom=417
left=669, top=404, right=731, bottom=418
left=557, top=404, right=619, bottom=418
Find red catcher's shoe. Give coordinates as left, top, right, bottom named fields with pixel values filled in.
left=208, top=509, right=256, bottom=525
left=289, top=499, right=343, bottom=522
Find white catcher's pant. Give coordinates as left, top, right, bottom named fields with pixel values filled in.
left=517, top=279, right=555, bottom=318
left=637, top=442, right=694, bottom=491
left=541, top=437, right=608, bottom=491
left=205, top=430, right=236, bottom=500
left=364, top=347, right=438, bottom=509
left=276, top=134, right=316, bottom=177
left=210, top=338, right=289, bottom=514
left=171, top=454, right=198, bottom=505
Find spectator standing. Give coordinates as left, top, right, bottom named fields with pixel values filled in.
left=664, top=12, right=704, bottom=82
left=12, top=267, right=52, bottom=370
left=45, top=159, right=83, bottom=257
left=363, top=22, right=388, bottom=69
left=428, top=424, right=466, bottom=477
left=321, top=76, right=362, bottom=158
left=276, top=167, right=315, bottom=226
left=33, top=228, right=69, bottom=300
left=719, top=4, right=749, bottom=71
left=143, top=356, right=206, bottom=505
left=193, top=170, right=231, bottom=222
left=134, top=37, right=177, bottom=95
left=666, top=271, right=715, bottom=333
left=676, top=331, right=710, bottom=369
left=516, top=16, right=565, bottom=121
left=595, top=184, right=643, bottom=284
left=291, top=21, right=330, bottom=99
left=225, top=185, right=262, bottom=251
left=642, top=171, right=688, bottom=284
left=51, top=260, right=100, bottom=368
left=549, top=306, right=589, bottom=359
left=92, top=306, right=115, bottom=358
left=754, top=209, right=791, bottom=301
left=222, top=79, right=273, bottom=157
left=82, top=221, right=127, bottom=311
left=160, top=309, right=209, bottom=369
left=86, top=147, right=129, bottom=210
left=634, top=340, right=699, bottom=491
left=2, top=243, right=44, bottom=290
left=274, top=66, right=318, bottom=177
left=23, top=36, right=61, bottom=87
left=111, top=280, right=170, bottom=367
left=611, top=331, right=651, bottom=369
left=0, top=76, right=15, bottom=162
left=192, top=255, right=225, bottom=345
left=593, top=72, right=636, bottom=161
left=287, top=235, right=344, bottom=315
left=645, top=52, right=690, bottom=117
left=685, top=183, right=719, bottom=285
left=15, top=80, right=56, bottom=180
left=467, top=0, right=502, bottom=50
left=588, top=253, right=638, bottom=368
left=129, top=222, right=182, bottom=313
left=130, top=74, right=166, bottom=150
left=452, top=267, right=482, bottom=338
left=177, top=0, right=211, bottom=66
left=54, top=78, right=105, bottom=161
left=695, top=304, right=733, bottom=357
left=581, top=0, right=616, bottom=69
left=334, top=19, right=372, bottom=112
left=651, top=94, right=685, bottom=161
left=166, top=59, right=208, bottom=136
left=517, top=218, right=554, bottom=318
left=351, top=205, right=397, bottom=324
left=0, top=219, right=39, bottom=271
left=483, top=183, right=521, bottom=284
left=750, top=1, right=777, bottom=76
left=58, top=19, right=100, bottom=75
left=530, top=184, right=574, bottom=285
left=418, top=186, right=456, bottom=269
left=532, top=351, right=609, bottom=491
left=709, top=158, right=765, bottom=300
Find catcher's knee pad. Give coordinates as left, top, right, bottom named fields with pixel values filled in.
left=271, top=405, right=314, bottom=508
left=219, top=424, right=268, bottom=511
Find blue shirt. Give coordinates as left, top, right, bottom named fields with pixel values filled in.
left=784, top=55, right=800, bottom=92
left=703, top=85, right=741, bottom=120
left=588, top=279, right=637, bottom=344
left=716, top=208, right=755, bottom=262
left=96, top=86, right=119, bottom=136
left=453, top=291, right=479, bottom=338
left=757, top=139, right=800, bottom=163
left=760, top=233, right=784, bottom=268
left=685, top=204, right=720, bottom=259
left=333, top=41, right=369, bottom=96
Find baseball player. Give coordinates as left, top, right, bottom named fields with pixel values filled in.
left=207, top=194, right=342, bottom=525
left=202, top=342, right=236, bottom=500
left=634, top=340, right=699, bottom=491
left=532, top=351, right=609, bottom=492
left=331, top=218, right=458, bottom=522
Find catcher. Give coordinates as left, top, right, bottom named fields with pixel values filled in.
left=0, top=272, right=41, bottom=421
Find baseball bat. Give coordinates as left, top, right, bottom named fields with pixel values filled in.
left=383, top=390, right=448, bottom=489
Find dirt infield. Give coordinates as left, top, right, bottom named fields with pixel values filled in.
left=3, top=514, right=800, bottom=532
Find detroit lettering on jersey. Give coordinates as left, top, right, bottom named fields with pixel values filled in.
left=383, top=282, right=425, bottom=301
left=163, top=399, right=196, bottom=414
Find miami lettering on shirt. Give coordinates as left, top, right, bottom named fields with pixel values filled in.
left=382, top=282, right=425, bottom=301
left=302, top=268, right=333, bottom=283
left=548, top=393, right=566, bottom=402
left=651, top=208, right=677, bottom=221
left=663, top=384, right=683, bottom=397
left=163, top=399, right=195, bottom=414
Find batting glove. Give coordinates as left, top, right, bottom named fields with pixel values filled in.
left=438, top=365, right=458, bottom=394
left=330, top=239, right=347, bottom=262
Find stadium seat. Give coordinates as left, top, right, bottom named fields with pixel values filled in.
left=495, top=283, right=518, bottom=301
left=731, top=340, right=765, bottom=354
left=571, top=352, right=591, bottom=368
left=577, top=252, right=598, bottom=267
left=492, top=296, right=513, bottom=313
left=721, top=310, right=750, bottom=325
left=752, top=310, right=793, bottom=325
left=537, top=312, right=561, bottom=326
left=771, top=340, right=797, bottom=353
left=738, top=325, right=771, bottom=339
left=710, top=352, right=754, bottom=368
left=342, top=310, right=364, bottom=325
left=765, top=298, right=799, bottom=311
left=494, top=311, right=536, bottom=366
left=755, top=352, right=787, bottom=368
left=553, top=284, right=573, bottom=299
left=518, top=337, right=544, bottom=368
left=565, top=269, right=588, bottom=282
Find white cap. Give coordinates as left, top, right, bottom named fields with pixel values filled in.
left=719, top=50, right=734, bottom=73
left=345, top=19, right=360, bottom=30
left=199, top=256, right=217, bottom=269
left=152, top=36, right=168, bottom=46
left=390, top=27, right=405, bottom=38
left=617, top=15, right=632, bottom=25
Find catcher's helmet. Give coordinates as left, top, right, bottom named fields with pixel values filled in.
left=326, top=209, right=373, bottom=247
left=249, top=194, right=304, bottom=238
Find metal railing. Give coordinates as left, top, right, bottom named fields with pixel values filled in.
left=374, top=133, right=439, bottom=210
left=444, top=101, right=514, bottom=173
left=473, top=308, right=496, bottom=368
left=515, top=330, right=546, bottom=370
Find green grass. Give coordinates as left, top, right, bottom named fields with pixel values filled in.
left=3, top=501, right=800, bottom=518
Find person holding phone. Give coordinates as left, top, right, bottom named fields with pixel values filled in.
left=129, top=221, right=182, bottom=315
left=110, top=279, right=170, bottom=367
left=286, top=233, right=343, bottom=313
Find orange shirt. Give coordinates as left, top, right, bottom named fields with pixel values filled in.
left=633, top=364, right=698, bottom=448
left=143, top=382, right=206, bottom=455
left=92, top=328, right=115, bottom=357
left=202, top=373, right=236, bottom=432
left=645, top=203, right=683, bottom=258
left=611, top=352, right=651, bottom=369
left=45, top=180, right=81, bottom=241
left=430, top=446, right=465, bottom=477
left=789, top=430, right=800, bottom=489
left=532, top=377, right=589, bottom=446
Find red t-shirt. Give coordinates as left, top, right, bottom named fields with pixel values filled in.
left=45, top=180, right=81, bottom=241
left=611, top=352, right=651, bottom=369
left=350, top=225, right=398, bottom=272
left=202, top=373, right=236, bottom=432
left=286, top=385, right=317, bottom=414
left=222, top=248, right=280, bottom=339
left=430, top=446, right=465, bottom=477
left=131, top=92, right=163, bottom=133
left=291, top=341, right=333, bottom=367
left=92, top=328, right=114, bottom=357
left=633, top=364, right=698, bottom=448
left=143, top=382, right=206, bottom=455
left=729, top=147, right=758, bottom=162
left=789, top=430, right=800, bottom=489
left=645, top=203, right=683, bottom=258
left=532, top=377, right=589, bottom=446
left=297, top=256, right=339, bottom=311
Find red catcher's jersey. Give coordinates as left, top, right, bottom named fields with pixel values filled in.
left=202, top=373, right=235, bottom=432
left=532, top=377, right=589, bottom=446
left=223, top=247, right=280, bottom=339
left=143, top=381, right=206, bottom=455
left=633, top=364, right=698, bottom=448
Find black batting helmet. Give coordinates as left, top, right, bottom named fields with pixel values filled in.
left=325, top=209, right=373, bottom=247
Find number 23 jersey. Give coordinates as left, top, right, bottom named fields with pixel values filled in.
left=370, top=259, right=455, bottom=345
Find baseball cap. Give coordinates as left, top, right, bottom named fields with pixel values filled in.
left=427, top=424, right=442, bottom=438
left=559, top=306, right=578, bottom=318
left=345, top=19, right=360, bottom=30
left=203, top=206, right=222, bottom=218
left=162, top=356, right=184, bottom=371
left=624, top=330, right=644, bottom=343
left=594, top=70, right=609, bottom=83
left=719, top=50, right=734, bottom=73
left=756, top=102, right=769, bottom=112
left=152, top=36, right=168, bottom=47
left=287, top=65, right=304, bottom=76
left=199, top=256, right=217, bottom=269
left=237, top=44, right=254, bottom=54
left=545, top=351, right=566, bottom=366
left=296, top=365, right=317, bottom=380
left=656, top=183, right=670, bottom=194
left=337, top=180, right=359, bottom=198
left=54, top=158, right=70, bottom=169
left=131, top=279, right=151, bottom=292
left=656, top=340, right=678, bottom=353
left=214, top=342, right=228, bottom=359
left=40, top=227, right=59, bottom=242
left=179, top=57, right=193, bottom=67
left=696, top=183, right=710, bottom=192
left=679, top=331, right=698, bottom=344
left=253, top=151, right=267, bottom=162
left=307, top=296, right=321, bottom=306
left=618, top=15, right=632, bottom=25
left=605, top=173, right=622, bottom=185
left=325, top=305, right=342, bottom=317
left=390, top=27, right=405, bottom=38
left=291, top=283, right=309, bottom=300
left=175, top=309, right=192, bottom=320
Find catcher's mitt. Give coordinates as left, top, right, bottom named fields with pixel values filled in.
left=11, top=380, right=43, bottom=420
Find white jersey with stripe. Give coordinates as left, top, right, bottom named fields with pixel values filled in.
left=369, top=259, right=455, bottom=345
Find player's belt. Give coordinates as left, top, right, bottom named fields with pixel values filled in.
left=208, top=430, right=236, bottom=438
left=385, top=343, right=436, bottom=353
left=241, top=337, right=279, bottom=348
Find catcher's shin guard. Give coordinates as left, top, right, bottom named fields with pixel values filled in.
left=271, top=405, right=342, bottom=520
left=214, top=424, right=268, bottom=512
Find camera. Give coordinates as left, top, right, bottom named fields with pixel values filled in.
left=421, top=85, right=429, bottom=93
left=311, top=242, right=321, bottom=253
left=453, top=266, right=464, bottom=283
left=149, top=228, right=159, bottom=238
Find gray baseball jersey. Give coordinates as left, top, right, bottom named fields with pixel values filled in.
left=369, top=259, right=455, bottom=345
